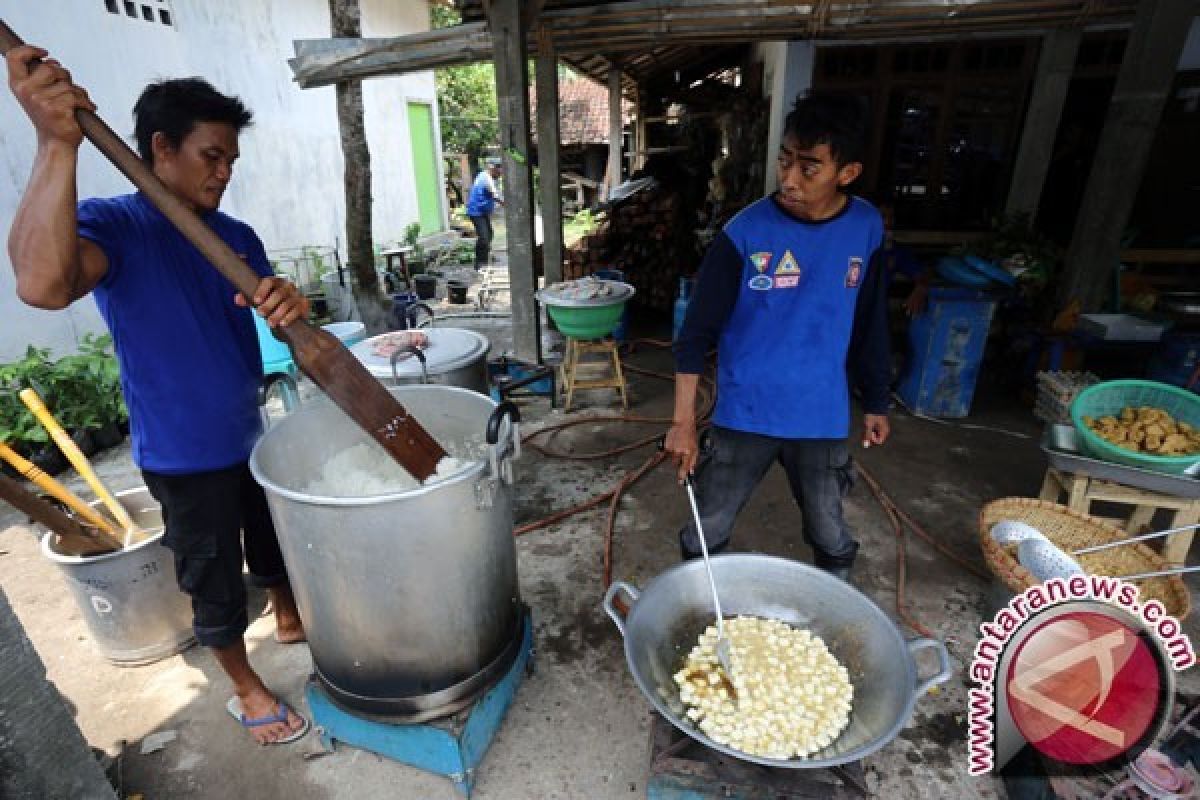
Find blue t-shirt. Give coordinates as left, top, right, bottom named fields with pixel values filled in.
left=466, top=171, right=496, bottom=216
left=675, top=194, right=888, bottom=439
left=78, top=192, right=273, bottom=474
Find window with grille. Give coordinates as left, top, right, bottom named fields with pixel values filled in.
left=105, top=0, right=173, bottom=27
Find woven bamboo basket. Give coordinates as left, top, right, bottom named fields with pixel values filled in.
left=979, top=497, right=1191, bottom=619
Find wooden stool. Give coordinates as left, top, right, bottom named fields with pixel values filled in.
left=1039, top=467, right=1200, bottom=564
left=559, top=338, right=628, bottom=412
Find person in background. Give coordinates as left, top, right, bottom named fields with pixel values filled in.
left=878, top=200, right=931, bottom=317
left=877, top=199, right=933, bottom=387
left=664, top=92, right=891, bottom=581
left=6, top=46, right=310, bottom=745
left=466, top=158, right=504, bottom=270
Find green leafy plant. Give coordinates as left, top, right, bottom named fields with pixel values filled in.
left=403, top=222, right=426, bottom=269
left=0, top=336, right=127, bottom=455
left=967, top=213, right=1062, bottom=282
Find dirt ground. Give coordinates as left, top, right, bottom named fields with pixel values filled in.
left=3, top=314, right=1198, bottom=799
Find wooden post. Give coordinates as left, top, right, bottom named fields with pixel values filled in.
left=535, top=27, right=565, bottom=285
left=1005, top=27, right=1081, bottom=219
left=607, top=61, right=623, bottom=199
left=1060, top=0, right=1194, bottom=311
left=458, top=154, right=471, bottom=201
left=634, top=86, right=647, bottom=173
left=488, top=0, right=541, bottom=362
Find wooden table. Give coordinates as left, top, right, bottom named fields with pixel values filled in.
left=1039, top=467, right=1200, bottom=564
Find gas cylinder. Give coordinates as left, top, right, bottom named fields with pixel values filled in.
left=672, top=276, right=694, bottom=341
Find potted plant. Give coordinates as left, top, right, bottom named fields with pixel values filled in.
left=0, top=346, right=65, bottom=473
left=403, top=222, right=426, bottom=273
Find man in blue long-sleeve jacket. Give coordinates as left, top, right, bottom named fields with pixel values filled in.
left=664, top=92, right=891, bottom=581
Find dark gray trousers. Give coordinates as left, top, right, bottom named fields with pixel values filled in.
left=470, top=214, right=493, bottom=267
left=679, top=426, right=860, bottom=570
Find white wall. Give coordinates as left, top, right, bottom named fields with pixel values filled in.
left=0, top=0, right=440, bottom=360
left=756, top=41, right=814, bottom=194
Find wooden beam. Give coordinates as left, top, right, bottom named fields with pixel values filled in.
left=489, top=0, right=540, bottom=362
left=1005, top=27, right=1081, bottom=218
left=607, top=61, right=623, bottom=199
left=289, top=0, right=1138, bottom=88
left=535, top=28, right=565, bottom=285
left=1061, top=0, right=1195, bottom=311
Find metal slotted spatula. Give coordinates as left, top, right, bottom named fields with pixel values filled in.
left=1018, top=522, right=1200, bottom=583
left=683, top=475, right=735, bottom=684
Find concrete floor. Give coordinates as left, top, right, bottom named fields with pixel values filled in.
left=3, top=329, right=1199, bottom=799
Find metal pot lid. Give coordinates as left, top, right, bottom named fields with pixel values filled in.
left=536, top=279, right=635, bottom=308
left=351, top=328, right=490, bottom=378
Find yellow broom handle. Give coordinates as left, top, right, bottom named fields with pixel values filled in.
left=0, top=441, right=122, bottom=535
left=18, top=388, right=138, bottom=535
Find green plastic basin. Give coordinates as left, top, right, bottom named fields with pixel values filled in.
left=1070, top=379, right=1200, bottom=475
left=545, top=302, right=628, bottom=340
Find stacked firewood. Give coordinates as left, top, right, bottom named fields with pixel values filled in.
left=563, top=186, right=698, bottom=311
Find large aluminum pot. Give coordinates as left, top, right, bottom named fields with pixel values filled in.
left=249, top=385, right=521, bottom=719
left=349, top=328, right=490, bottom=394
left=41, top=487, right=195, bottom=666
left=603, top=554, right=951, bottom=768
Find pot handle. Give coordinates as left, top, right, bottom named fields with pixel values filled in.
left=602, top=581, right=640, bottom=638
left=392, top=346, right=429, bottom=384
left=486, top=401, right=521, bottom=484
left=908, top=637, right=953, bottom=698
left=487, top=401, right=521, bottom=445
left=257, top=373, right=300, bottom=430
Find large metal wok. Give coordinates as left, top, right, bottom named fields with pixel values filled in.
left=603, top=554, right=951, bottom=769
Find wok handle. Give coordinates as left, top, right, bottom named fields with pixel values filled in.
left=908, top=638, right=953, bottom=697
left=602, top=581, right=639, bottom=638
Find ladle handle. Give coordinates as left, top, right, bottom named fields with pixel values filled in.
left=1118, top=564, right=1200, bottom=582
left=909, top=638, right=953, bottom=697
left=684, top=476, right=725, bottom=639
left=1073, top=522, right=1200, bottom=555
left=603, top=581, right=639, bottom=638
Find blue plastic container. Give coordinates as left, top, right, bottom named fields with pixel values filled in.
left=1149, top=333, right=1200, bottom=392
left=253, top=313, right=296, bottom=377
left=897, top=288, right=996, bottom=418
left=672, top=276, right=695, bottom=341
left=935, top=256, right=994, bottom=289
left=487, top=358, right=555, bottom=401
left=593, top=269, right=629, bottom=341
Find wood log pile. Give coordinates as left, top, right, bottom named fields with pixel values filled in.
left=563, top=184, right=697, bottom=311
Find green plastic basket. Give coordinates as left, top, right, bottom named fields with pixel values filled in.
left=544, top=302, right=627, bottom=340
left=1069, top=379, right=1200, bottom=475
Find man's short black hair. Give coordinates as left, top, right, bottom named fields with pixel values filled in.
left=782, top=91, right=867, bottom=166
left=133, top=78, right=253, bottom=164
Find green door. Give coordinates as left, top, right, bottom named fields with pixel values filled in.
left=407, top=102, right=443, bottom=234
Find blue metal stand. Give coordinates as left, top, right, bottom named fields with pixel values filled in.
left=306, top=612, right=534, bottom=797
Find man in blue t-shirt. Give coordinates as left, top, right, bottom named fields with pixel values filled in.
left=466, top=159, right=503, bottom=269
left=665, top=93, right=891, bottom=581
left=7, top=46, right=310, bottom=745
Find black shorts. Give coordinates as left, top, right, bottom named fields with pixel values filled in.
left=143, top=463, right=287, bottom=648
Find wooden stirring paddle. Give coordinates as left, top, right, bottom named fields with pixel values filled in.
left=0, top=20, right=446, bottom=482
left=0, top=441, right=123, bottom=537
left=0, top=473, right=123, bottom=556
left=19, top=388, right=140, bottom=544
